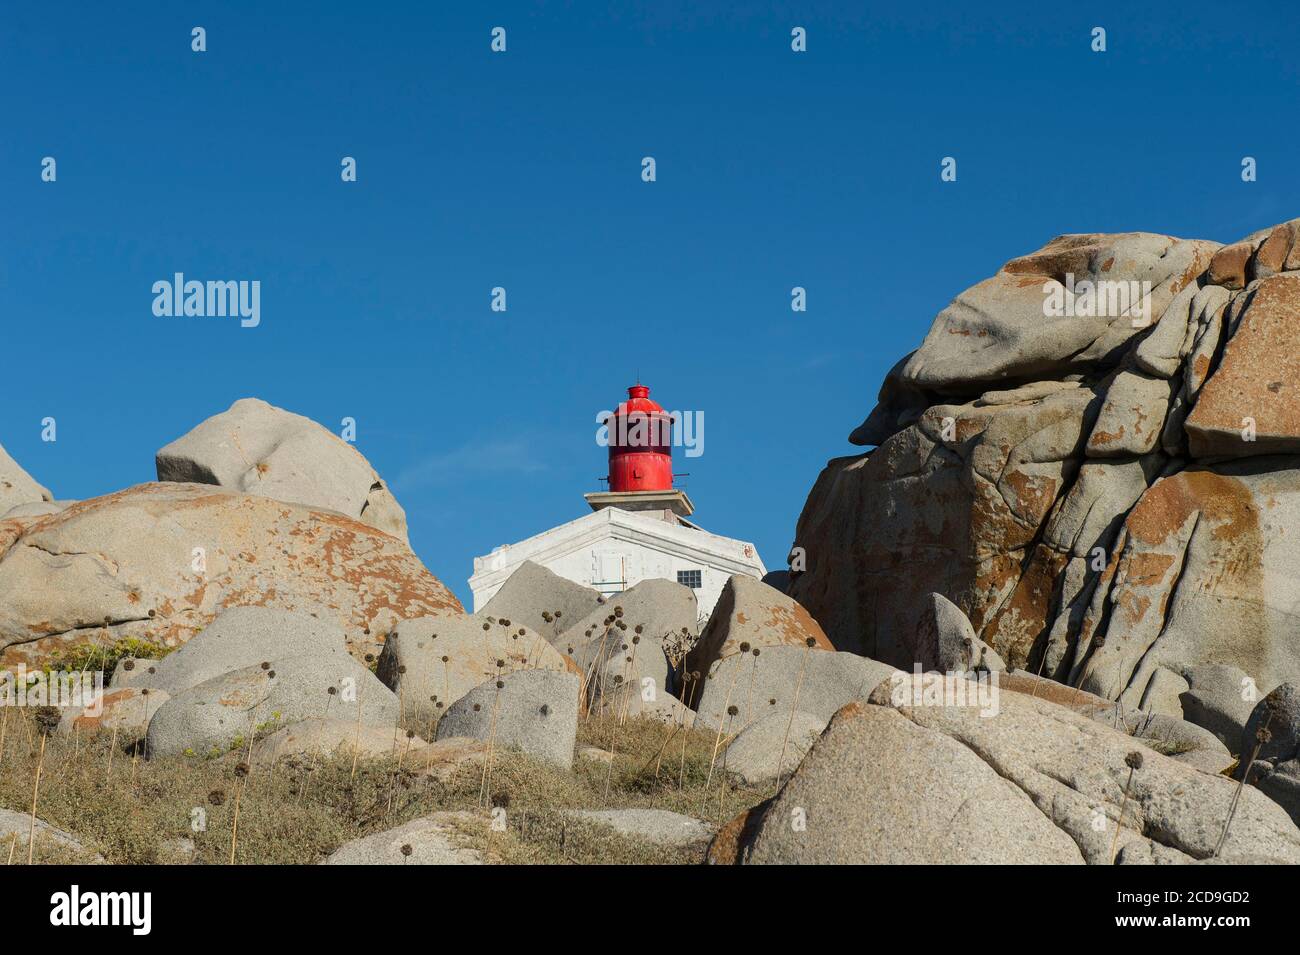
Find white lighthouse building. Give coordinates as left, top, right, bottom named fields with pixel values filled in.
left=468, top=384, right=766, bottom=620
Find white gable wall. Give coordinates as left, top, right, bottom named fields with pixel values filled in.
left=469, top=507, right=766, bottom=621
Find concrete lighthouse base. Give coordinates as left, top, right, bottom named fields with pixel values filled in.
left=583, top=488, right=694, bottom=520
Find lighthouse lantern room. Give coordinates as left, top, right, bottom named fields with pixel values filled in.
left=584, top=384, right=695, bottom=519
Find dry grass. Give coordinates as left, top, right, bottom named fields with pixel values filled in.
left=0, top=706, right=765, bottom=865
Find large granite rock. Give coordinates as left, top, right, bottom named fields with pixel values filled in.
left=730, top=682, right=1300, bottom=864
left=0, top=482, right=461, bottom=669
left=791, top=381, right=1102, bottom=668
left=145, top=647, right=399, bottom=757
left=788, top=217, right=1300, bottom=741
left=737, top=701, right=1086, bottom=864
left=556, top=577, right=694, bottom=703
left=113, top=606, right=347, bottom=694
left=684, top=574, right=832, bottom=680
left=434, top=669, right=580, bottom=769
left=156, top=397, right=409, bottom=542
left=897, top=232, right=1216, bottom=393
left=1069, top=463, right=1300, bottom=710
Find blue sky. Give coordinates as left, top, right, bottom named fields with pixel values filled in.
left=4, top=1, right=1299, bottom=605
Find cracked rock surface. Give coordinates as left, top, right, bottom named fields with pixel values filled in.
left=790, top=217, right=1300, bottom=727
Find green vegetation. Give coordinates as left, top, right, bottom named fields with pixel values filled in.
left=46, top=637, right=174, bottom=681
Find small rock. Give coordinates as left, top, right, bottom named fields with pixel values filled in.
left=159, top=837, right=196, bottom=864
left=322, top=813, right=483, bottom=865
left=479, top=561, right=604, bottom=637
left=0, top=808, right=103, bottom=863
left=566, top=809, right=714, bottom=847
left=1241, top=683, right=1300, bottom=767
left=1138, top=667, right=1190, bottom=717
left=404, top=737, right=488, bottom=782
left=595, top=682, right=695, bottom=727
left=915, top=592, right=1005, bottom=672
left=577, top=745, right=614, bottom=764
left=722, top=710, right=826, bottom=785
left=435, top=670, right=580, bottom=769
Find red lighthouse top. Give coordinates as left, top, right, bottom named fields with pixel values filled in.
left=605, top=384, right=674, bottom=492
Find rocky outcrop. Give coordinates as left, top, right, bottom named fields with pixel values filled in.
left=1069, top=463, right=1300, bottom=709
left=375, top=613, right=577, bottom=722
left=114, top=606, right=349, bottom=694
left=691, top=643, right=898, bottom=731
left=684, top=575, right=831, bottom=680
left=896, top=233, right=1217, bottom=392
left=728, top=684, right=1300, bottom=864
left=145, top=648, right=399, bottom=757
left=479, top=560, right=605, bottom=637
left=156, top=397, right=409, bottom=542
left=0, top=482, right=461, bottom=669
left=789, top=218, right=1300, bottom=736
